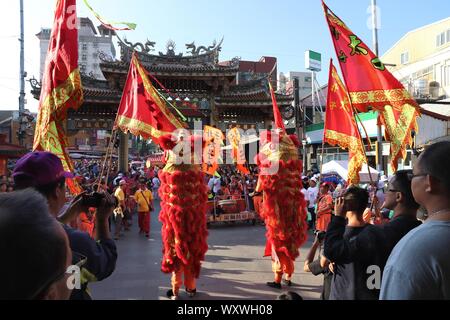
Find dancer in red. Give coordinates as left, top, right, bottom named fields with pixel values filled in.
left=255, top=131, right=308, bottom=289
left=158, top=133, right=208, bottom=300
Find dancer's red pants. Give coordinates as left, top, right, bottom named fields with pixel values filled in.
left=272, top=251, right=294, bottom=283
left=138, top=211, right=150, bottom=234
left=171, top=266, right=196, bottom=295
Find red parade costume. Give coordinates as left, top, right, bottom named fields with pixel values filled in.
left=158, top=134, right=208, bottom=298
left=256, top=132, right=308, bottom=285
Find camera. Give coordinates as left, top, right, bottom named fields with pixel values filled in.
left=82, top=192, right=118, bottom=208
left=314, top=230, right=326, bottom=242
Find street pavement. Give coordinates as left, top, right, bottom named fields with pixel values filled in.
left=90, top=199, right=323, bottom=300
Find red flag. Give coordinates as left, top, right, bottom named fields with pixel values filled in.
left=268, top=81, right=285, bottom=132
left=33, top=0, right=83, bottom=194
left=323, top=1, right=419, bottom=171
left=324, top=61, right=365, bottom=184
left=114, top=53, right=185, bottom=145
left=322, top=1, right=418, bottom=112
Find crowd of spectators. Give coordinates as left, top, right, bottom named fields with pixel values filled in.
left=1, top=141, right=450, bottom=300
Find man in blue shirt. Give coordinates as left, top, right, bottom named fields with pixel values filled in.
left=13, top=152, right=117, bottom=300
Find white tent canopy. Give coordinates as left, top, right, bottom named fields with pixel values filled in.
left=321, top=160, right=379, bottom=183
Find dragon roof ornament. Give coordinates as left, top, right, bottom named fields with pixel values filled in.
left=117, top=36, right=225, bottom=65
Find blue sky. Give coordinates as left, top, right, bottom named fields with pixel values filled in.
left=0, top=0, right=449, bottom=111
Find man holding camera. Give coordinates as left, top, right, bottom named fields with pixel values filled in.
left=13, top=152, right=117, bottom=300
left=324, top=173, right=421, bottom=300
left=134, top=178, right=153, bottom=238
left=324, top=186, right=382, bottom=300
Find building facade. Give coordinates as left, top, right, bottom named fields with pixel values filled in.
left=279, top=71, right=313, bottom=98
left=381, top=17, right=450, bottom=99
left=36, top=17, right=116, bottom=80
left=0, top=110, right=36, bottom=149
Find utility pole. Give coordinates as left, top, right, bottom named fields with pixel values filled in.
left=18, top=0, right=26, bottom=146
left=293, top=77, right=301, bottom=140
left=293, top=77, right=307, bottom=174
left=371, top=0, right=384, bottom=174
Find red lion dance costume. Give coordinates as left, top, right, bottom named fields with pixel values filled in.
left=158, top=133, right=208, bottom=300
left=255, top=131, right=308, bottom=288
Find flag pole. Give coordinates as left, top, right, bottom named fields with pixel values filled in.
left=371, top=0, right=384, bottom=175
left=95, top=52, right=139, bottom=189
left=320, top=59, right=334, bottom=184
left=319, top=127, right=326, bottom=183
left=350, top=105, right=375, bottom=188
left=350, top=105, right=379, bottom=214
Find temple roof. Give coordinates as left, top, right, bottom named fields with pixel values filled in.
left=29, top=37, right=293, bottom=115
left=99, top=38, right=239, bottom=76
left=216, top=77, right=293, bottom=106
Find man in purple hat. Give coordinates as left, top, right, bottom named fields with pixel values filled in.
left=13, top=151, right=117, bottom=300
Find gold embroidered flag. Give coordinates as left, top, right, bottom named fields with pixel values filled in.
left=323, top=1, right=419, bottom=171
left=114, top=53, right=184, bottom=146
left=33, top=0, right=83, bottom=194
left=324, top=61, right=366, bottom=184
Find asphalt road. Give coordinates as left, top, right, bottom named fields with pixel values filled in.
left=89, top=200, right=323, bottom=300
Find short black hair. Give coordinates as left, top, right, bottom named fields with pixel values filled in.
left=391, top=170, right=420, bottom=209
left=343, top=186, right=369, bottom=215
left=418, top=141, right=450, bottom=193
left=0, top=189, right=67, bottom=299
left=277, top=291, right=303, bottom=300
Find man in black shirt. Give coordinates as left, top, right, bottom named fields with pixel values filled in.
left=324, top=186, right=381, bottom=300
left=376, top=170, right=422, bottom=255
left=324, top=171, right=421, bottom=300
